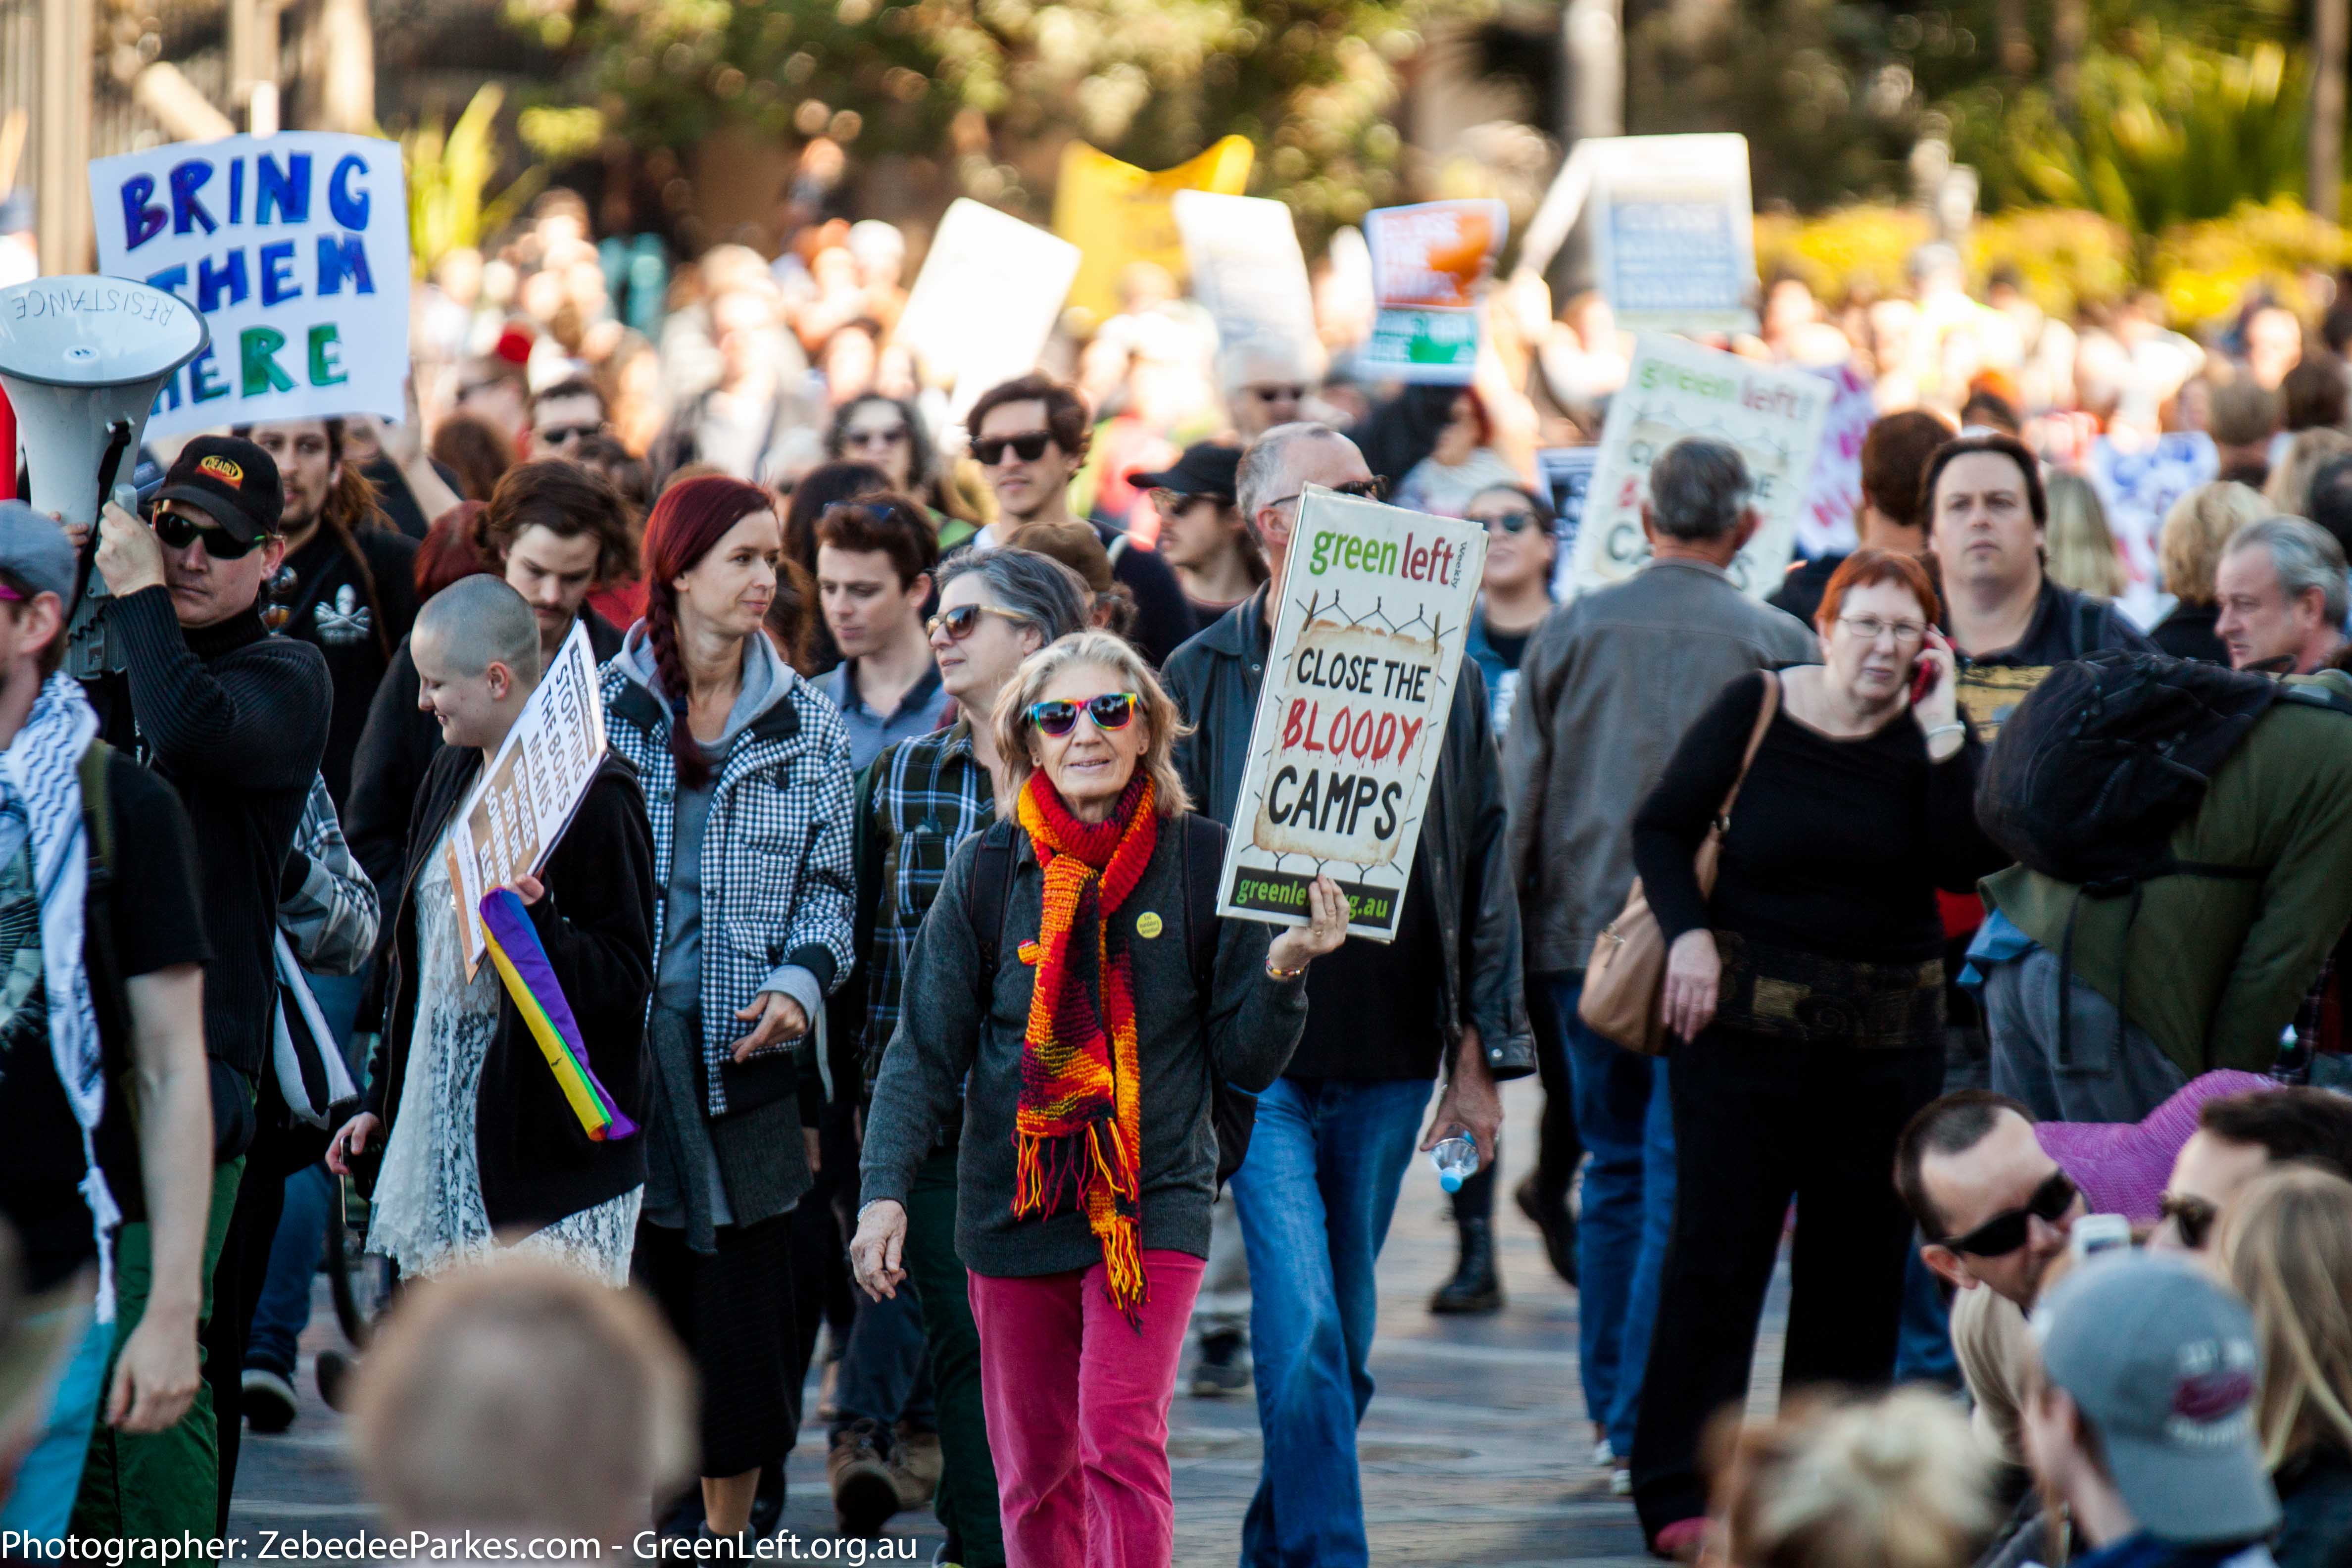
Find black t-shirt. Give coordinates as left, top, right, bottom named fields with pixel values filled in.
left=1484, top=626, right=1531, bottom=668
left=1943, top=580, right=2156, bottom=742
left=1767, top=552, right=1846, bottom=628
left=1286, top=853, right=1448, bottom=1080
left=0, top=755, right=210, bottom=1290
left=281, top=525, right=421, bottom=807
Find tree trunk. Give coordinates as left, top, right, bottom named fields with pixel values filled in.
left=294, top=0, right=375, bottom=134
left=2315, top=0, right=2348, bottom=222
left=1562, top=0, right=1623, bottom=145
left=2052, top=0, right=2087, bottom=124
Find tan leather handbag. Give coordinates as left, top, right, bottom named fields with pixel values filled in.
left=1578, top=672, right=1781, bottom=1056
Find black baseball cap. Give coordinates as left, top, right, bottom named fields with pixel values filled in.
left=1133, top=441, right=1242, bottom=503
left=151, top=435, right=284, bottom=542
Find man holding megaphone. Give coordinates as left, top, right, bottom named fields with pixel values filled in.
left=69, top=435, right=330, bottom=1540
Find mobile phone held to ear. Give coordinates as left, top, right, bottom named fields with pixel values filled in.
left=1911, top=655, right=1937, bottom=705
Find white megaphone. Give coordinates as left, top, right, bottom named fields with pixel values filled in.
left=0, top=277, right=209, bottom=676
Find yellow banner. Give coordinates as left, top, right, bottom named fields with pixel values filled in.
left=1052, top=136, right=1255, bottom=328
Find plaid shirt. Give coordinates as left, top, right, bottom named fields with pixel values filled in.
left=279, top=773, right=379, bottom=977
left=855, top=719, right=993, bottom=1091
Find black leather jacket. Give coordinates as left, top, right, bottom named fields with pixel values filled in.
left=1160, top=588, right=1535, bottom=1081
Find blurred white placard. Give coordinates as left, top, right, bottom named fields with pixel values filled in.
left=897, top=199, right=1081, bottom=420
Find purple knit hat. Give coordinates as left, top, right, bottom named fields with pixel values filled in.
left=2036, top=1071, right=2277, bottom=1221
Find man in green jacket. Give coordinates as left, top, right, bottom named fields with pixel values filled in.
left=1979, top=669, right=2352, bottom=1115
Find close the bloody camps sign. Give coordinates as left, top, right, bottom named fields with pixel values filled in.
left=1214, top=487, right=1485, bottom=942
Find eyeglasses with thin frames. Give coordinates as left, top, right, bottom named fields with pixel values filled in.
left=1837, top=615, right=1929, bottom=646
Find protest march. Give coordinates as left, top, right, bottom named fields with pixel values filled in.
left=12, top=9, right=2352, bottom=1568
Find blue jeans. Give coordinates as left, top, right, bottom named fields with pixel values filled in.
left=1229, top=1075, right=1430, bottom=1568
left=245, top=1163, right=333, bottom=1378
left=1892, top=1245, right=1960, bottom=1386
left=0, top=1298, right=109, bottom=1539
left=832, top=1274, right=935, bottom=1435
left=1554, top=973, right=1674, bottom=1459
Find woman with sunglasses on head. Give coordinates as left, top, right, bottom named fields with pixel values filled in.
left=825, top=392, right=983, bottom=554
left=597, top=475, right=858, bottom=1543
left=1624, top=548, right=2010, bottom=1556
left=851, top=631, right=1347, bottom=1568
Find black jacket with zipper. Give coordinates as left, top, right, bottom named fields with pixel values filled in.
left=1159, top=586, right=1535, bottom=1080
left=364, top=744, right=657, bottom=1233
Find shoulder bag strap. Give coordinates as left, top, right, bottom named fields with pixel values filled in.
left=1712, top=671, right=1781, bottom=833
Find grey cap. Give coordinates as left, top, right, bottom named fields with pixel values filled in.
left=0, top=502, right=79, bottom=604
left=2036, top=1252, right=2280, bottom=1545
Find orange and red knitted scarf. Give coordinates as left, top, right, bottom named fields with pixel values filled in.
left=1013, top=770, right=1160, bottom=1323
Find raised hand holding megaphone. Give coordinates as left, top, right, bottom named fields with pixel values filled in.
left=0, top=277, right=209, bottom=675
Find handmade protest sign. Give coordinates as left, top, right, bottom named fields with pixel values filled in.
left=1052, top=137, right=1254, bottom=326
left=896, top=198, right=1081, bottom=421
left=444, top=620, right=608, bottom=977
left=1799, top=362, right=1875, bottom=559
left=89, top=133, right=411, bottom=439
left=1538, top=447, right=1598, bottom=600
left=1215, top=488, right=1485, bottom=941
left=2089, top=430, right=2217, bottom=631
left=1587, top=134, right=1756, bottom=334
left=1570, top=334, right=1832, bottom=600
left=1172, top=190, right=1315, bottom=356
left=1360, top=200, right=1507, bottom=385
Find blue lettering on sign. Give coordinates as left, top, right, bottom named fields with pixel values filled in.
left=256, top=154, right=312, bottom=225
left=121, top=176, right=166, bottom=250
left=196, top=251, right=248, bottom=312
left=327, top=155, right=369, bottom=230
left=258, top=241, right=300, bottom=306
left=168, top=161, right=217, bottom=236
left=228, top=159, right=244, bottom=224
left=144, top=263, right=189, bottom=302
left=314, top=234, right=373, bottom=296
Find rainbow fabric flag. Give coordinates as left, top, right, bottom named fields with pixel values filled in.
left=478, top=887, right=637, bottom=1142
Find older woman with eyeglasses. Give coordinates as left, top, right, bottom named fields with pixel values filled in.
left=851, top=630, right=1347, bottom=1568
left=1622, top=548, right=2010, bottom=1553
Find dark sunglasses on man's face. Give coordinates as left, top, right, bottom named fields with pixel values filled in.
left=1250, top=384, right=1308, bottom=402
left=1027, top=691, right=1139, bottom=738
left=1941, top=1169, right=2078, bottom=1257
left=537, top=423, right=599, bottom=447
left=845, top=425, right=910, bottom=448
left=974, top=432, right=1054, bottom=466
left=152, top=507, right=263, bottom=560
left=2159, top=1192, right=2219, bottom=1250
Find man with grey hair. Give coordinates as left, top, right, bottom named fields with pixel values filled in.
left=1163, top=422, right=1534, bottom=1565
left=1501, top=436, right=1814, bottom=1487
left=2214, top=515, right=2349, bottom=674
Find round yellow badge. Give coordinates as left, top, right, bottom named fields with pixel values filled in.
left=1136, top=911, right=1164, bottom=939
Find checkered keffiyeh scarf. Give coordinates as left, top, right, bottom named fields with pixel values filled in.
left=1013, top=770, right=1158, bottom=1324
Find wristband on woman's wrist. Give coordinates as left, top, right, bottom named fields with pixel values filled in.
left=1266, top=954, right=1308, bottom=981
left=1924, top=721, right=1966, bottom=746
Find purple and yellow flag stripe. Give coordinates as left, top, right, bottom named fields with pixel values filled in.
left=479, top=887, right=638, bottom=1142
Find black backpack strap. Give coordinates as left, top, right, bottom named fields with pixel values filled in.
left=965, top=821, right=1016, bottom=976
left=1178, top=814, right=1223, bottom=997
left=2072, top=593, right=2105, bottom=657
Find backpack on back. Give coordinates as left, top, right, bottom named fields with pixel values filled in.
left=964, top=813, right=1257, bottom=1188
left=1975, top=650, right=2352, bottom=1070
left=1975, top=650, right=2287, bottom=888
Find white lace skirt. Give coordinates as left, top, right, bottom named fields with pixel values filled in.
left=368, top=840, right=639, bottom=1286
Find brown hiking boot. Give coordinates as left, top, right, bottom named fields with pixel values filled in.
left=829, top=1418, right=900, bottom=1535
left=889, top=1423, right=942, bottom=1511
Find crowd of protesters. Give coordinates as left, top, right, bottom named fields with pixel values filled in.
left=10, top=169, right=2352, bottom=1568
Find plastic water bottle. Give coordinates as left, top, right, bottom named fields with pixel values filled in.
left=1431, top=1133, right=1480, bottom=1193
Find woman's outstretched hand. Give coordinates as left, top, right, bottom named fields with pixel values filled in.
left=1266, top=875, right=1350, bottom=974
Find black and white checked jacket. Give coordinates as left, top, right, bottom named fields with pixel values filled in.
left=601, top=647, right=857, bottom=1117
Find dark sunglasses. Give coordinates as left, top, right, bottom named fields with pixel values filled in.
left=1475, top=509, right=1541, bottom=534
left=536, top=422, right=599, bottom=446
left=844, top=424, right=910, bottom=447
left=2159, top=1192, right=2219, bottom=1251
left=1266, top=476, right=1390, bottom=509
left=926, top=602, right=1029, bottom=642
left=974, top=432, right=1054, bottom=466
left=152, top=508, right=264, bottom=560
left=1250, top=384, right=1308, bottom=402
left=1941, top=1170, right=2078, bottom=1257
left=1026, top=691, right=1139, bottom=737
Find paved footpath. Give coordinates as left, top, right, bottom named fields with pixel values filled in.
left=229, top=1079, right=1788, bottom=1564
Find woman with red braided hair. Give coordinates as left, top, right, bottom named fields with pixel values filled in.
left=851, top=630, right=1348, bottom=1568
left=597, top=475, right=857, bottom=1544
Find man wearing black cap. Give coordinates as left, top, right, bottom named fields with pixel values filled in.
left=1136, top=441, right=1265, bottom=636
left=73, top=434, right=329, bottom=1536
